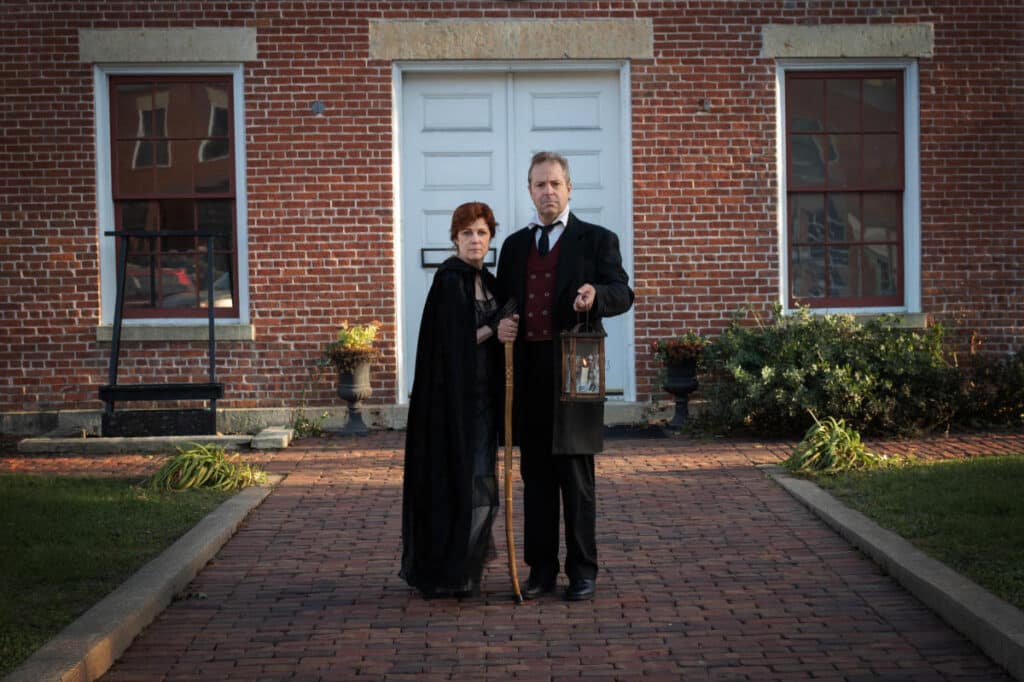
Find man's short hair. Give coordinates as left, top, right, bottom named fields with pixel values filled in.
left=528, top=151, right=571, bottom=186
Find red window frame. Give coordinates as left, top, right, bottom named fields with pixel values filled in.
left=109, top=75, right=238, bottom=319
left=785, top=70, right=904, bottom=308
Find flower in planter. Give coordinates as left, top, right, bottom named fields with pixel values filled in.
left=652, top=331, right=709, bottom=367
left=323, top=320, right=382, bottom=373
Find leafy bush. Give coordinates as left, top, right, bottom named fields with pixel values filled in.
left=959, top=349, right=1024, bottom=427
left=783, top=415, right=885, bottom=474
left=699, top=305, right=961, bottom=437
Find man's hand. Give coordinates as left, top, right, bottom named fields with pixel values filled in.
left=573, top=284, right=596, bottom=312
left=497, top=314, right=519, bottom=343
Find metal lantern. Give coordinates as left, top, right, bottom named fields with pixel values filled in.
left=560, top=323, right=605, bottom=402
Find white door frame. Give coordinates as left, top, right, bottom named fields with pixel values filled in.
left=391, top=60, right=635, bottom=404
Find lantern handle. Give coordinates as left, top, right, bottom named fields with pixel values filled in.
left=575, top=309, right=599, bottom=335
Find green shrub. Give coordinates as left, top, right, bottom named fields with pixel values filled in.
left=699, top=305, right=961, bottom=437
left=959, top=349, right=1024, bottom=427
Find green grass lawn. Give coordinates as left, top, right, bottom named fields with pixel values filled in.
left=814, top=454, right=1024, bottom=611
left=0, top=474, right=233, bottom=677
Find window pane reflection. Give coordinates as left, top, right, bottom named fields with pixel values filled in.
left=829, top=245, right=861, bottom=298
left=790, top=134, right=827, bottom=187
left=863, top=244, right=898, bottom=297
left=864, top=78, right=898, bottom=132
left=791, top=246, right=826, bottom=299
left=789, top=193, right=824, bottom=243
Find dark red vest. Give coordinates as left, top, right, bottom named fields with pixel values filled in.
left=523, top=236, right=562, bottom=341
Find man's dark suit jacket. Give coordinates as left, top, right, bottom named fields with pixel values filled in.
left=496, top=212, right=634, bottom=455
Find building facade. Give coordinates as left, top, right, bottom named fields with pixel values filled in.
left=1, top=1, right=1021, bottom=424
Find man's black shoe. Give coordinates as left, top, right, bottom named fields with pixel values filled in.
left=564, top=578, right=595, bottom=601
left=521, top=574, right=557, bottom=600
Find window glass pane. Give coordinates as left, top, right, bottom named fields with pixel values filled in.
left=120, top=201, right=160, bottom=254
left=863, top=193, right=900, bottom=242
left=199, top=131, right=230, bottom=163
left=158, top=199, right=196, bottom=246
left=163, top=82, right=194, bottom=138
left=198, top=83, right=230, bottom=132
left=826, top=193, right=861, bottom=242
left=125, top=254, right=156, bottom=307
left=114, top=84, right=151, bottom=139
left=117, top=142, right=153, bottom=194
left=864, top=244, right=899, bottom=297
left=788, top=78, right=823, bottom=132
left=826, top=78, right=860, bottom=132
left=863, top=135, right=901, bottom=186
left=198, top=200, right=234, bottom=251
left=194, top=150, right=231, bottom=193
left=198, top=254, right=235, bottom=308
left=159, top=253, right=199, bottom=308
left=864, top=78, right=899, bottom=132
left=121, top=200, right=159, bottom=232
left=789, top=134, right=827, bottom=188
left=789, top=193, right=824, bottom=243
left=829, top=245, right=861, bottom=298
left=209, top=102, right=230, bottom=136
left=791, top=246, right=826, bottom=299
left=153, top=140, right=194, bottom=194
left=827, top=135, right=861, bottom=188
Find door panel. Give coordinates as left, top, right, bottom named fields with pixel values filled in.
left=400, top=73, right=511, bottom=399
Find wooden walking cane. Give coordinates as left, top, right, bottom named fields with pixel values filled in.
left=503, top=341, right=523, bottom=604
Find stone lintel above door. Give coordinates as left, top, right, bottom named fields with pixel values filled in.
left=368, top=19, right=653, bottom=61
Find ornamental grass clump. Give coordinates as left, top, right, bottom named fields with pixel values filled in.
left=783, top=414, right=885, bottom=475
left=147, top=443, right=267, bottom=491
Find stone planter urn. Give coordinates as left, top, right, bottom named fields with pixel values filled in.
left=663, top=358, right=699, bottom=428
left=336, top=360, right=372, bottom=436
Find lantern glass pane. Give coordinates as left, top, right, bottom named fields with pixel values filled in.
left=574, top=339, right=601, bottom=395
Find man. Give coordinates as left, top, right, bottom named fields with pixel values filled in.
left=496, top=151, right=634, bottom=601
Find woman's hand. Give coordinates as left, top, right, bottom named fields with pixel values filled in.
left=497, top=314, right=519, bottom=343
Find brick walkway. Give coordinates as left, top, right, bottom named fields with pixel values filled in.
left=5, top=430, right=1022, bottom=680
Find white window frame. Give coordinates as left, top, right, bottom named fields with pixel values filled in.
left=94, top=63, right=250, bottom=327
left=775, top=58, right=920, bottom=314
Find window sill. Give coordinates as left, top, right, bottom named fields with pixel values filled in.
left=96, top=323, right=255, bottom=343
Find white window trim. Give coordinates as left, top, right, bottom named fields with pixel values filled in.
left=775, top=58, right=920, bottom=315
left=93, top=63, right=250, bottom=327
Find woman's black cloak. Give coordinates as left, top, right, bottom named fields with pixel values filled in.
left=400, top=256, right=505, bottom=592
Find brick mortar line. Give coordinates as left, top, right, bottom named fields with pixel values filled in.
left=763, top=465, right=1024, bottom=681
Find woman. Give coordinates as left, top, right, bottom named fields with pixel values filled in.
left=400, top=201, right=515, bottom=598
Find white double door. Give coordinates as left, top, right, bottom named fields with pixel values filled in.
left=399, top=69, right=633, bottom=402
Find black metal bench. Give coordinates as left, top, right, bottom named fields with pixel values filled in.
left=99, top=230, right=225, bottom=437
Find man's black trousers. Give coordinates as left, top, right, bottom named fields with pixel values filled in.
left=519, top=340, right=598, bottom=582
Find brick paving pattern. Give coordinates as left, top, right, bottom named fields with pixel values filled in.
left=4, top=430, right=1022, bottom=680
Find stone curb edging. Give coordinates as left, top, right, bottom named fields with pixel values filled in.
left=4, top=475, right=283, bottom=682
left=763, top=465, right=1024, bottom=681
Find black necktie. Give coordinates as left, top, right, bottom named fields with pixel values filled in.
left=537, top=223, right=557, bottom=256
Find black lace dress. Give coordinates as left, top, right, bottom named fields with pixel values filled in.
left=462, top=296, right=500, bottom=589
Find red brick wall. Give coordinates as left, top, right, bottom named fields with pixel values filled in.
left=0, top=1, right=1020, bottom=412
